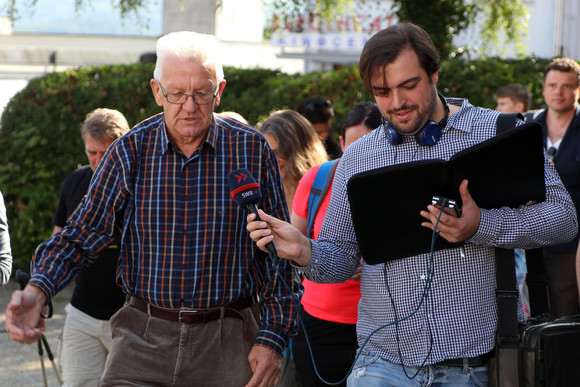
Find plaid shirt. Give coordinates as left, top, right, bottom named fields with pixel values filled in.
left=31, top=113, right=299, bottom=354
left=303, top=98, right=578, bottom=365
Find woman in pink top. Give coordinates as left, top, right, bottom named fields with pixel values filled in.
left=290, top=103, right=382, bottom=386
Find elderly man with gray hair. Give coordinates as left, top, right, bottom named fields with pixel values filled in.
left=7, top=31, right=298, bottom=387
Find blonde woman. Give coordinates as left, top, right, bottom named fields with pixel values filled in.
left=258, top=110, right=328, bottom=210
left=258, top=109, right=327, bottom=387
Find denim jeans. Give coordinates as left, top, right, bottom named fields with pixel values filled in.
left=347, top=350, right=487, bottom=387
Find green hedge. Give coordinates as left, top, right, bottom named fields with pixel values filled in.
left=439, top=56, right=550, bottom=110
left=0, top=57, right=554, bottom=271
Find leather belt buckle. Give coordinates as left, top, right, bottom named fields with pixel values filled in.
left=179, top=309, right=199, bottom=324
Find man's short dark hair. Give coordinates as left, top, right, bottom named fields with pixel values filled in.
left=543, top=57, right=580, bottom=86
left=494, top=83, right=532, bottom=112
left=359, top=22, right=440, bottom=94
left=297, top=96, right=334, bottom=124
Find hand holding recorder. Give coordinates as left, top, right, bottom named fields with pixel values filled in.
left=419, top=179, right=481, bottom=244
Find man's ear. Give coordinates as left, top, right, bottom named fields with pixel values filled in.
left=150, top=79, right=164, bottom=107
left=214, top=80, right=227, bottom=107
left=431, top=70, right=439, bottom=85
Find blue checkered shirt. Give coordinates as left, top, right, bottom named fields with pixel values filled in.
left=302, top=98, right=578, bottom=366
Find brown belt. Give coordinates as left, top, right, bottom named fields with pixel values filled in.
left=129, top=296, right=255, bottom=325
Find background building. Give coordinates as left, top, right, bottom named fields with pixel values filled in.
left=1, top=0, right=579, bottom=114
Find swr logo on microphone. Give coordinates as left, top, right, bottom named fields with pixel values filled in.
left=242, top=189, right=258, bottom=198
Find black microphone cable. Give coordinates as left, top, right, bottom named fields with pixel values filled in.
left=228, top=168, right=346, bottom=384
left=343, top=205, right=445, bottom=382
left=258, top=204, right=445, bottom=386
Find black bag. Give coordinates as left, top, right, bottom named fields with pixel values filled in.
left=489, top=251, right=580, bottom=387
left=520, top=314, right=580, bottom=387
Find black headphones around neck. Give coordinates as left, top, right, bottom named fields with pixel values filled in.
left=384, top=93, right=449, bottom=147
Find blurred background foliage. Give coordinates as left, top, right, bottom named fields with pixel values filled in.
left=0, top=56, right=554, bottom=271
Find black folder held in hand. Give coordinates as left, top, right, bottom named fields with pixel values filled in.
left=347, top=121, right=545, bottom=265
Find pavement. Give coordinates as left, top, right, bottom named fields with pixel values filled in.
left=0, top=279, right=72, bottom=386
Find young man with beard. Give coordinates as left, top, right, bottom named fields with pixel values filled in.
left=246, top=23, right=577, bottom=386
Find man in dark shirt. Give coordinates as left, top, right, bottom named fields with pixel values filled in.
left=52, top=108, right=129, bottom=386
left=533, top=57, right=580, bottom=317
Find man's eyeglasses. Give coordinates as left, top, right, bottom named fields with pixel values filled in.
left=158, top=82, right=218, bottom=105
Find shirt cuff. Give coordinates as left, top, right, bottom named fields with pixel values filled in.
left=28, top=274, right=56, bottom=303
left=255, top=325, right=289, bottom=356
left=466, top=208, right=498, bottom=246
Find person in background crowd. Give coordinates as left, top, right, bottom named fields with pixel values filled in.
left=494, top=83, right=532, bottom=114
left=52, top=108, right=130, bottom=387
left=6, top=30, right=299, bottom=387
left=533, top=57, right=580, bottom=318
left=258, top=109, right=328, bottom=213
left=297, top=96, right=343, bottom=160
left=0, top=189, right=12, bottom=285
left=246, top=23, right=577, bottom=387
left=291, top=102, right=381, bottom=386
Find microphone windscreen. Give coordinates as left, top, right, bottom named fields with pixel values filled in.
left=227, top=168, right=262, bottom=208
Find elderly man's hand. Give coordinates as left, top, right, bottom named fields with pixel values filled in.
left=5, top=285, right=47, bottom=344
left=245, top=345, right=282, bottom=387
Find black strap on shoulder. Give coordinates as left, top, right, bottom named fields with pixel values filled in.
left=493, top=113, right=522, bottom=367
left=523, top=111, right=536, bottom=122
left=492, top=112, right=552, bottom=386
left=494, top=112, right=523, bottom=331
left=496, top=112, right=523, bottom=135
left=495, top=247, right=519, bottom=338
left=496, top=112, right=550, bottom=317
left=493, top=113, right=524, bottom=387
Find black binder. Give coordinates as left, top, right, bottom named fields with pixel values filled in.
left=347, top=121, right=545, bottom=264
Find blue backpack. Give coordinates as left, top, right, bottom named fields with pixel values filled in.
left=306, top=159, right=339, bottom=238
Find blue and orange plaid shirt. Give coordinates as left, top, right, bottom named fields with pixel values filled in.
left=31, top=113, right=299, bottom=354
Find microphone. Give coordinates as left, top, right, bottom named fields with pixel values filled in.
left=227, top=168, right=278, bottom=258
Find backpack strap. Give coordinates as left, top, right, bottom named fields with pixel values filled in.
left=496, top=112, right=522, bottom=135
left=494, top=112, right=522, bottom=332
left=495, top=112, right=550, bottom=317
left=494, top=112, right=523, bottom=327
left=492, top=113, right=524, bottom=387
left=523, top=111, right=535, bottom=122
left=306, top=159, right=339, bottom=238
